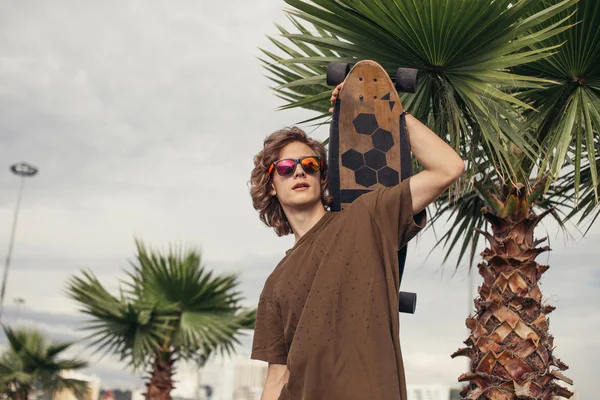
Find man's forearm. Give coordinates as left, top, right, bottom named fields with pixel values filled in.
left=261, top=364, right=288, bottom=400
left=404, top=113, right=465, bottom=214
left=261, top=383, right=284, bottom=400
left=405, top=113, right=464, bottom=179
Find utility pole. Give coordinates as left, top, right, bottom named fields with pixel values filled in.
left=0, top=162, right=38, bottom=322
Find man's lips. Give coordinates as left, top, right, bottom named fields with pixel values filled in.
left=292, top=182, right=310, bottom=190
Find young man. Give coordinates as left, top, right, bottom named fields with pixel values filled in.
left=249, top=84, right=464, bottom=399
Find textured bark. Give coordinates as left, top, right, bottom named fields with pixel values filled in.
left=13, top=389, right=28, bottom=400
left=452, top=188, right=573, bottom=399
left=144, top=352, right=175, bottom=400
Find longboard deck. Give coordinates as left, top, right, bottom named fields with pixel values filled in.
left=328, top=60, right=415, bottom=313
left=329, top=60, right=408, bottom=212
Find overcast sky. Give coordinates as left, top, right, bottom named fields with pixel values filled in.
left=0, top=1, right=598, bottom=398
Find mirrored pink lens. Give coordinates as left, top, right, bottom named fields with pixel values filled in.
left=276, top=160, right=296, bottom=175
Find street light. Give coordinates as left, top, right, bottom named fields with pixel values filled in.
left=0, top=162, right=38, bottom=322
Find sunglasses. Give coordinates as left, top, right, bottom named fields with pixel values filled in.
left=268, top=156, right=323, bottom=177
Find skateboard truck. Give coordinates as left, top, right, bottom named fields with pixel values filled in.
left=327, top=62, right=419, bottom=93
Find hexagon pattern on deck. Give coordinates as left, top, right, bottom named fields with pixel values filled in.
left=341, top=149, right=364, bottom=171
left=353, top=113, right=379, bottom=135
left=364, top=149, right=386, bottom=170
left=372, top=128, right=394, bottom=152
left=343, top=110, right=400, bottom=188
left=355, top=166, right=377, bottom=187
left=378, top=166, right=400, bottom=187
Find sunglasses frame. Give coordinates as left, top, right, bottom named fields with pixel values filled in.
left=268, top=156, right=324, bottom=177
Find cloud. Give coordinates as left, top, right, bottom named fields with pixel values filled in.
left=0, top=1, right=598, bottom=399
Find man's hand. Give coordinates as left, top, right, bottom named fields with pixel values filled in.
left=329, top=82, right=344, bottom=113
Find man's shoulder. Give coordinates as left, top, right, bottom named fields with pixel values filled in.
left=261, top=250, right=294, bottom=288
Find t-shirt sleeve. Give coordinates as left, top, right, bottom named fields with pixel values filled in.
left=250, top=294, right=288, bottom=364
left=360, top=177, right=427, bottom=250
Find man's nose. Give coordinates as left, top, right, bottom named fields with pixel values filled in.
left=293, top=162, right=306, bottom=177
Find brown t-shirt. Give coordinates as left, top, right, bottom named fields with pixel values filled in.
left=251, top=178, right=426, bottom=399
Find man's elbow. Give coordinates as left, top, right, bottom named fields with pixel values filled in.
left=452, top=159, right=465, bottom=179
left=441, top=158, right=465, bottom=184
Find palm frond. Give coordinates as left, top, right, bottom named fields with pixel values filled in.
left=262, top=0, right=578, bottom=181
left=43, top=378, right=89, bottom=400
left=67, top=239, right=257, bottom=370
left=66, top=270, right=168, bottom=369
left=0, top=326, right=88, bottom=399
left=554, top=151, right=600, bottom=234
left=516, top=0, right=600, bottom=204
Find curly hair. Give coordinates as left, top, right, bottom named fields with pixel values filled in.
left=249, top=126, right=332, bottom=236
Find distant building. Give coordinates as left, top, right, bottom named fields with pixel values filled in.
left=195, top=354, right=235, bottom=400
left=406, top=384, right=453, bottom=400
left=53, top=371, right=100, bottom=400
left=232, top=358, right=267, bottom=400
left=100, top=391, right=115, bottom=400
left=194, top=354, right=267, bottom=400
left=449, top=387, right=462, bottom=400
left=196, top=355, right=476, bottom=400
left=131, top=388, right=144, bottom=400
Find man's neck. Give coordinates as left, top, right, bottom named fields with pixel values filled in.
left=284, top=203, right=328, bottom=242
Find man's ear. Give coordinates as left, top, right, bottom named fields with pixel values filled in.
left=270, top=183, right=277, bottom=197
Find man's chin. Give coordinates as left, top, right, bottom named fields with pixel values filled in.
left=286, top=197, right=322, bottom=211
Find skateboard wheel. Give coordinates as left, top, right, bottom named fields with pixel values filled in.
left=398, top=291, right=417, bottom=314
left=395, top=68, right=418, bottom=93
left=327, top=62, right=350, bottom=86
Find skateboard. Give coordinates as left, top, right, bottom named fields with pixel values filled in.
left=327, top=60, right=418, bottom=314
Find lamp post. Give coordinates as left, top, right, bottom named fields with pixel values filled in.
left=0, top=162, right=38, bottom=322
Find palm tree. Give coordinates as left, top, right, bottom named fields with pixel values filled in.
left=66, top=240, right=256, bottom=400
left=0, top=326, right=89, bottom=400
left=260, top=0, right=600, bottom=398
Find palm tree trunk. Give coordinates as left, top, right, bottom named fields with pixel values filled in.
left=13, top=388, right=28, bottom=400
left=452, top=187, right=573, bottom=399
left=144, top=352, right=175, bottom=400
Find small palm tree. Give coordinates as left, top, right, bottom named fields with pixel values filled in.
left=0, top=326, right=88, bottom=400
left=260, top=0, right=600, bottom=398
left=66, top=240, right=256, bottom=400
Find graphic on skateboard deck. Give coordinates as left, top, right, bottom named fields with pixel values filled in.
left=327, top=60, right=418, bottom=314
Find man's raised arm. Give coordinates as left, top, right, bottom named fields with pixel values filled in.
left=405, top=114, right=464, bottom=214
